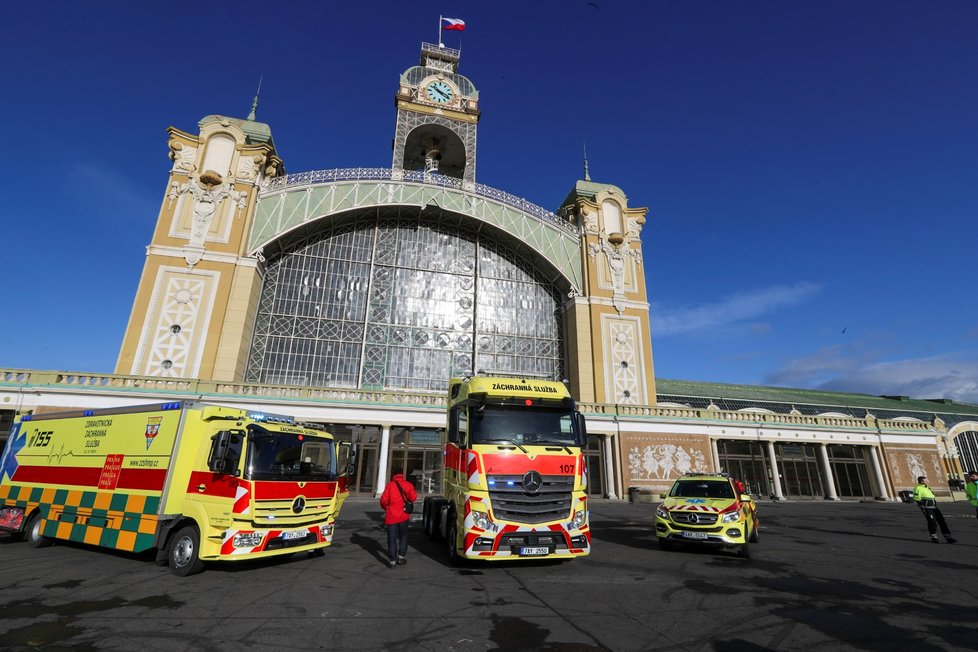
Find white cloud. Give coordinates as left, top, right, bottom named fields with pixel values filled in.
left=653, top=282, right=821, bottom=337
left=768, top=348, right=978, bottom=404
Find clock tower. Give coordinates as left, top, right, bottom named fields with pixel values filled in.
left=392, top=43, right=480, bottom=186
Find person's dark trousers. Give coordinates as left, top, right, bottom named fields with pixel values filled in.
left=386, top=521, right=409, bottom=562
left=922, top=507, right=951, bottom=537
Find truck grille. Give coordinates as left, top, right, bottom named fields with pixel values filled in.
left=670, top=511, right=719, bottom=526
left=487, top=474, right=574, bottom=524
left=249, top=498, right=334, bottom=527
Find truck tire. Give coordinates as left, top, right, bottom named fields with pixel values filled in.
left=25, top=512, right=52, bottom=548
left=423, top=504, right=435, bottom=538
left=168, top=525, right=205, bottom=576
left=425, top=498, right=445, bottom=540
left=445, top=511, right=461, bottom=566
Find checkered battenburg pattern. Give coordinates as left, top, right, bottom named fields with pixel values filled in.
left=0, top=483, right=160, bottom=552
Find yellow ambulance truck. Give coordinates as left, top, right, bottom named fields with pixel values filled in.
left=0, top=401, right=354, bottom=575
left=422, top=375, right=591, bottom=563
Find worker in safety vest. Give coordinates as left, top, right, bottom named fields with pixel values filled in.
left=966, top=471, right=978, bottom=520
left=912, top=475, right=956, bottom=544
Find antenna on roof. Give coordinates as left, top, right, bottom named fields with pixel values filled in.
left=247, top=75, right=263, bottom=121
left=583, top=142, right=591, bottom=181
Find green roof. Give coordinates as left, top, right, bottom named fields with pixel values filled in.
left=560, top=179, right=627, bottom=209
left=199, top=114, right=274, bottom=146
left=655, top=377, right=978, bottom=424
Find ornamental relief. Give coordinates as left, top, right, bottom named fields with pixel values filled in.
left=168, top=139, right=197, bottom=175
left=588, top=235, right=640, bottom=311
left=623, top=435, right=710, bottom=483
left=885, top=447, right=943, bottom=488
left=168, top=172, right=247, bottom=267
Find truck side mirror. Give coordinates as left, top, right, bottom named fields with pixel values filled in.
left=337, top=441, right=358, bottom=477
left=576, top=413, right=588, bottom=447
left=208, top=430, right=242, bottom=476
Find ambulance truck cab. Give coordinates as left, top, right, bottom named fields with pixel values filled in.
left=0, top=402, right=354, bottom=575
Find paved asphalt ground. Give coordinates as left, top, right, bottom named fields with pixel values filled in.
left=0, top=497, right=976, bottom=651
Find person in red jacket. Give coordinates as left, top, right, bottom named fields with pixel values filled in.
left=379, top=472, right=417, bottom=567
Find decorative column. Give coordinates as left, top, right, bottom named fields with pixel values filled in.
left=766, top=440, right=785, bottom=500
left=868, top=446, right=890, bottom=500
left=375, top=425, right=392, bottom=496
left=710, top=438, right=720, bottom=473
left=818, top=443, right=839, bottom=500
left=603, top=435, right=617, bottom=499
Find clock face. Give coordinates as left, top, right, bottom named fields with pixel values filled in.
left=425, top=80, right=454, bottom=104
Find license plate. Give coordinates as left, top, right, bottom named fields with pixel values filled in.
left=282, top=530, right=307, bottom=541
left=519, top=547, right=549, bottom=556
left=681, top=531, right=708, bottom=540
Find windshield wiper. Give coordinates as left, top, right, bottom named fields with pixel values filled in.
left=482, top=438, right=528, bottom=454
left=535, top=439, right=575, bottom=455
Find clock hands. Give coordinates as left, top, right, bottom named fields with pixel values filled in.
left=427, top=84, right=452, bottom=102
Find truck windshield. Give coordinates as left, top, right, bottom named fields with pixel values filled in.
left=469, top=405, right=579, bottom=448
left=245, top=426, right=337, bottom=481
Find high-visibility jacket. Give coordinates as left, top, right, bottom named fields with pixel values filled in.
left=912, top=483, right=936, bottom=504
left=966, top=480, right=978, bottom=507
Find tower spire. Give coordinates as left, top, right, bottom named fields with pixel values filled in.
left=247, top=76, right=263, bottom=121
left=583, top=142, right=591, bottom=181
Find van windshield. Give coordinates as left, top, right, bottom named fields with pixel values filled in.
left=246, top=426, right=337, bottom=481
left=469, top=405, right=579, bottom=447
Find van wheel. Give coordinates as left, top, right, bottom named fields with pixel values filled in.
left=25, top=512, right=52, bottom=548
left=445, top=512, right=461, bottom=566
left=168, top=526, right=205, bottom=576
left=749, top=525, right=759, bottom=543
left=736, top=542, right=751, bottom=559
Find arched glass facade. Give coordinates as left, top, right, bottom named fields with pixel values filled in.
left=246, top=209, right=565, bottom=391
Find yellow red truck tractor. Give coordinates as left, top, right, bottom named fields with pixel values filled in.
left=654, top=472, right=759, bottom=558
left=423, top=374, right=591, bottom=563
left=0, top=402, right=354, bottom=575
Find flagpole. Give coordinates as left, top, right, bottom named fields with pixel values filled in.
left=438, top=15, right=443, bottom=47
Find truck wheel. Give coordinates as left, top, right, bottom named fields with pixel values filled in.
left=423, top=506, right=435, bottom=538
left=25, top=512, right=52, bottom=548
left=168, top=526, right=205, bottom=576
left=445, top=512, right=461, bottom=566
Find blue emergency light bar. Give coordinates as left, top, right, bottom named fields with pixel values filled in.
left=247, top=411, right=296, bottom=424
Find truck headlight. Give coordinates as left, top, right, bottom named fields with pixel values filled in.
left=571, top=510, right=587, bottom=529
left=320, top=523, right=334, bottom=538
left=721, top=511, right=742, bottom=523
left=471, top=511, right=491, bottom=530
left=232, top=532, right=264, bottom=548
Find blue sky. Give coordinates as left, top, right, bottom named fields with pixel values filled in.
left=2, top=1, right=977, bottom=403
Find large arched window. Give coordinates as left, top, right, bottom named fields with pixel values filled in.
left=955, top=430, right=978, bottom=472
left=246, top=209, right=565, bottom=392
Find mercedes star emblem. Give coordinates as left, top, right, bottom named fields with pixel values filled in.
left=522, top=470, right=543, bottom=493
left=292, top=497, right=306, bottom=514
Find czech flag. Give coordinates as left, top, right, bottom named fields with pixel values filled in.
left=442, top=17, right=466, bottom=31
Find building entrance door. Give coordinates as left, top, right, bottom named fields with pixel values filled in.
left=389, top=427, right=444, bottom=496
left=777, top=443, right=824, bottom=498
left=585, top=435, right=605, bottom=497
left=716, top=440, right=769, bottom=496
